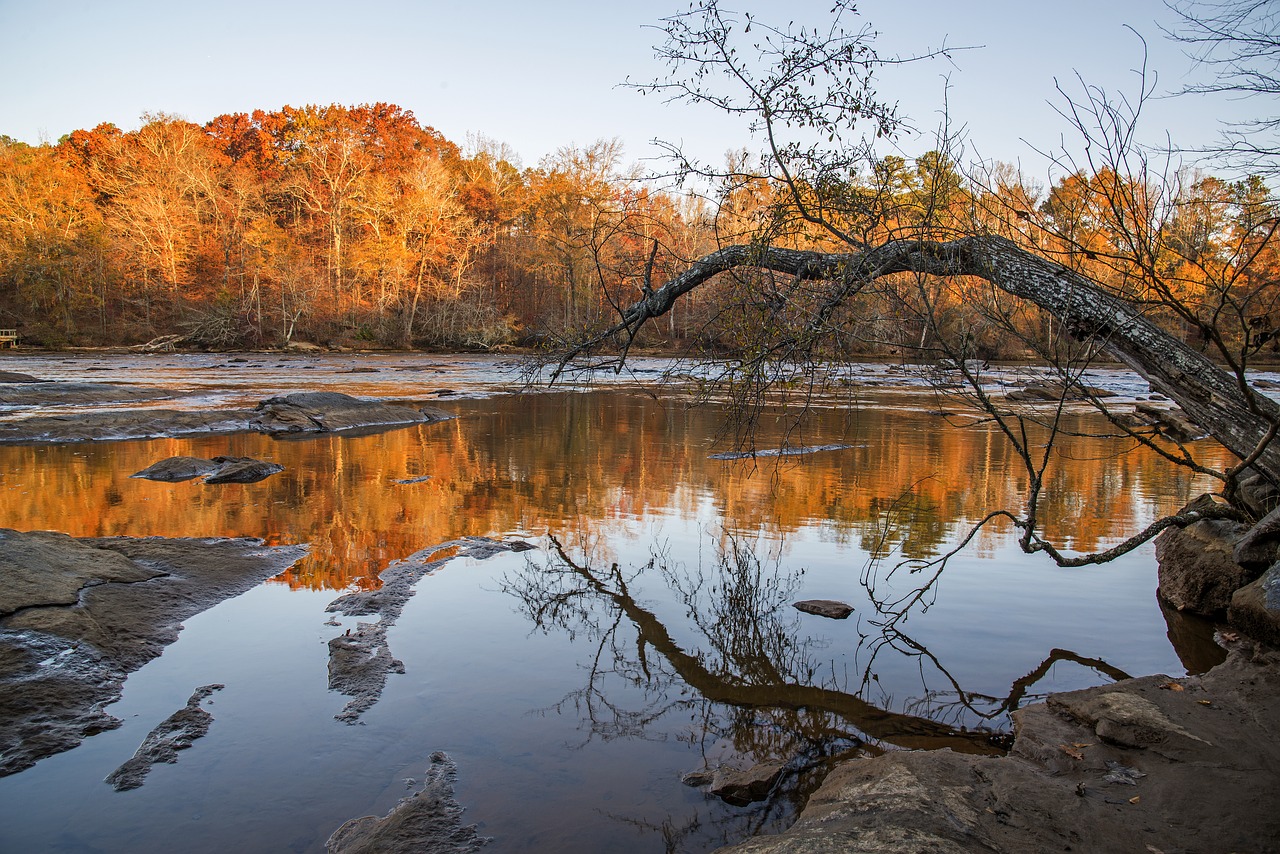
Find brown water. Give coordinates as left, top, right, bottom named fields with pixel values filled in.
left=0, top=358, right=1232, bottom=853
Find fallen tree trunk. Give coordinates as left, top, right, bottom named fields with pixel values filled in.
left=559, top=235, right=1280, bottom=488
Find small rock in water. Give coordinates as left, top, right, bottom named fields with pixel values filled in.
left=131, top=456, right=223, bottom=482
left=681, top=769, right=715, bottom=787
left=709, top=761, right=788, bottom=805
left=793, top=599, right=854, bottom=619
left=204, top=457, right=284, bottom=484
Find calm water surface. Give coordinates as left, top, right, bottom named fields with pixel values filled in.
left=0, top=354, right=1230, bottom=852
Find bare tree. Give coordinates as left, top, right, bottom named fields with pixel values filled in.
left=1165, top=0, right=1280, bottom=176
left=543, top=0, right=1276, bottom=571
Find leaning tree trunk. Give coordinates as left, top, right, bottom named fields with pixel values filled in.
left=559, top=235, right=1280, bottom=487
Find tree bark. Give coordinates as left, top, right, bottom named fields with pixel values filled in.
left=564, top=235, right=1280, bottom=485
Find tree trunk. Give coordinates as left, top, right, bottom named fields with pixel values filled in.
left=567, top=235, right=1280, bottom=485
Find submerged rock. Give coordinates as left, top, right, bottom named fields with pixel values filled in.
left=0, top=531, right=307, bottom=776
left=710, top=444, right=856, bottom=460
left=0, top=371, right=43, bottom=383
left=104, top=684, right=224, bottom=791
left=326, top=751, right=490, bottom=854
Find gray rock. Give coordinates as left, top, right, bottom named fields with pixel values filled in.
left=131, top=455, right=283, bottom=484
left=131, top=456, right=224, bottom=482
left=326, top=751, right=489, bottom=854
left=0, top=381, right=168, bottom=407
left=710, top=761, right=788, bottom=805
left=681, top=769, right=716, bottom=787
left=794, top=599, right=854, bottom=619
left=1007, top=380, right=1116, bottom=402
left=203, top=457, right=284, bottom=484
left=1233, top=504, right=1280, bottom=569
left=1228, top=562, right=1280, bottom=647
left=713, top=647, right=1280, bottom=854
left=325, top=538, right=535, bottom=723
left=0, top=371, right=43, bottom=383
left=0, top=409, right=254, bottom=444
left=1135, top=401, right=1207, bottom=442
left=251, top=391, right=450, bottom=435
left=0, top=531, right=307, bottom=776
left=1155, top=518, right=1252, bottom=614
left=104, top=684, right=224, bottom=791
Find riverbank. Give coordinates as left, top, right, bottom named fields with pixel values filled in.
left=713, top=636, right=1280, bottom=853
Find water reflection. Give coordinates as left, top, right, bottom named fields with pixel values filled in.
left=0, top=391, right=1230, bottom=591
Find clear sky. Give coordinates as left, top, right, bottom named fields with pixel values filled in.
left=0, top=0, right=1256, bottom=177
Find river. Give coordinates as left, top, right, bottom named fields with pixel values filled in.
left=0, top=352, right=1235, bottom=852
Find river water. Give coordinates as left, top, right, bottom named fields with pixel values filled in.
left=0, top=353, right=1235, bottom=852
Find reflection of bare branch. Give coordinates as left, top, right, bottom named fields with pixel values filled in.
left=507, top=534, right=1000, bottom=755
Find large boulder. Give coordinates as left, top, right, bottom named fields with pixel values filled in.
left=1155, top=518, right=1252, bottom=615
left=1232, top=504, right=1280, bottom=570
left=1229, top=563, right=1280, bottom=648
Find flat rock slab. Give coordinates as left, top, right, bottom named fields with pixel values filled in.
left=710, top=761, right=789, bottom=805
left=251, top=392, right=451, bottom=436
left=0, top=392, right=456, bottom=444
left=0, top=409, right=254, bottom=444
left=0, top=371, right=43, bottom=383
left=794, top=599, right=854, bottom=619
left=713, top=642, right=1280, bottom=854
left=0, top=530, right=307, bottom=776
left=0, top=381, right=169, bottom=407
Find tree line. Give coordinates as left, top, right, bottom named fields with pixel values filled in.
left=0, top=101, right=1275, bottom=357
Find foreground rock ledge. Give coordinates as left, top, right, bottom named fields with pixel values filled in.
left=0, top=529, right=308, bottom=776
left=714, top=640, right=1280, bottom=854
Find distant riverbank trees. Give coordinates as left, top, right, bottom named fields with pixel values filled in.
left=0, top=99, right=1275, bottom=358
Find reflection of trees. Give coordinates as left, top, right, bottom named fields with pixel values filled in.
left=0, top=390, right=1229, bottom=591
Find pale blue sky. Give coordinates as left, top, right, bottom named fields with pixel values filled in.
left=0, top=0, right=1255, bottom=176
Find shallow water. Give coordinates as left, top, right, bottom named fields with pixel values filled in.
left=0, top=354, right=1232, bottom=852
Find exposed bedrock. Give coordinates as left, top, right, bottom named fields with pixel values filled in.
left=0, top=530, right=307, bottom=776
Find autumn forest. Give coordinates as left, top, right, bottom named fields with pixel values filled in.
left=0, top=101, right=1276, bottom=357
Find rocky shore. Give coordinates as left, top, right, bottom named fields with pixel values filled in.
left=0, top=385, right=454, bottom=443
left=0, top=530, right=307, bottom=776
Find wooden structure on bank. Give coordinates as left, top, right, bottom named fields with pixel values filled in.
left=0, top=329, right=17, bottom=348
